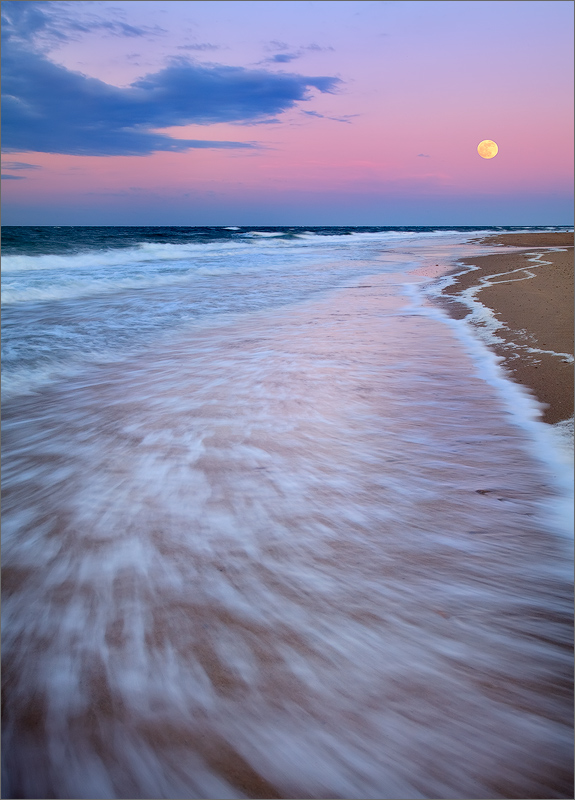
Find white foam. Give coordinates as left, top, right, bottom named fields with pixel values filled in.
left=1, top=271, right=203, bottom=305
left=549, top=417, right=575, bottom=464
left=2, top=230, right=497, bottom=278
left=1, top=240, right=249, bottom=274
left=404, top=269, right=574, bottom=538
left=243, top=231, right=284, bottom=237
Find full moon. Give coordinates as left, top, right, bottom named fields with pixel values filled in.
left=477, top=140, right=498, bottom=159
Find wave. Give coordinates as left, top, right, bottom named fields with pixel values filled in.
left=1, top=229, right=505, bottom=275
left=0, top=240, right=253, bottom=274
left=0, top=229, right=489, bottom=309
left=1, top=272, right=208, bottom=305
left=0, top=236, right=336, bottom=275
left=242, top=231, right=286, bottom=237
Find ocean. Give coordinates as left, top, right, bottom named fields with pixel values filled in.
left=2, top=226, right=573, bottom=799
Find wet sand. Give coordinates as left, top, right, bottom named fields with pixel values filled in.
left=439, top=232, right=574, bottom=424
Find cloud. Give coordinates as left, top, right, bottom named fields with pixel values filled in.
left=265, top=40, right=291, bottom=52
left=177, top=43, right=221, bottom=52
left=1, top=0, right=163, bottom=48
left=303, top=43, right=335, bottom=52
left=1, top=174, right=26, bottom=179
left=2, top=161, right=42, bottom=170
left=2, top=2, right=342, bottom=157
left=268, top=53, right=300, bottom=63
left=84, top=186, right=158, bottom=197
left=2, top=41, right=342, bottom=156
left=302, top=110, right=358, bottom=124
left=260, top=42, right=335, bottom=65
left=417, top=153, right=431, bottom=158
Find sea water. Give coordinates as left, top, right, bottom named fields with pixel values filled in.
left=2, top=226, right=573, bottom=799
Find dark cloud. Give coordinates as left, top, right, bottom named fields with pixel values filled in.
left=2, top=40, right=341, bottom=156
left=1, top=1, right=66, bottom=44
left=1, top=174, right=26, bottom=179
left=268, top=53, right=300, bottom=63
left=2, top=161, right=42, bottom=170
left=1, top=0, right=163, bottom=47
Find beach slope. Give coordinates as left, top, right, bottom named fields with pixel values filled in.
left=440, top=232, right=574, bottom=425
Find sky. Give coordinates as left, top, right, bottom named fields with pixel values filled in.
left=1, top=0, right=573, bottom=226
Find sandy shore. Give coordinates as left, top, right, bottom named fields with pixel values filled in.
left=439, top=232, right=574, bottom=425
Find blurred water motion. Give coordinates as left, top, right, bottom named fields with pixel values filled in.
left=2, top=253, right=573, bottom=799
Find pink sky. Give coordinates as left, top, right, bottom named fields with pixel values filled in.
left=2, top=0, right=573, bottom=225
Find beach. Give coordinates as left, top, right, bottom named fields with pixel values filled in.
left=2, top=227, right=573, bottom=799
left=438, top=232, right=574, bottom=425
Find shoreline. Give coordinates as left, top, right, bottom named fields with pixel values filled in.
left=437, top=232, right=574, bottom=425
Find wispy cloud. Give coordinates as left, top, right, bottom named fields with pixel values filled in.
left=265, top=40, right=291, bottom=52
left=1, top=174, right=26, bottom=179
left=302, top=111, right=359, bottom=124
left=177, top=43, right=221, bottom=52
left=302, top=43, right=335, bottom=53
left=2, top=161, right=42, bottom=170
left=417, top=153, right=431, bottom=158
left=265, top=41, right=334, bottom=54
left=260, top=41, right=335, bottom=65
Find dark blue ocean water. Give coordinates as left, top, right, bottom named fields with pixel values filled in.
left=2, top=224, right=568, bottom=255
